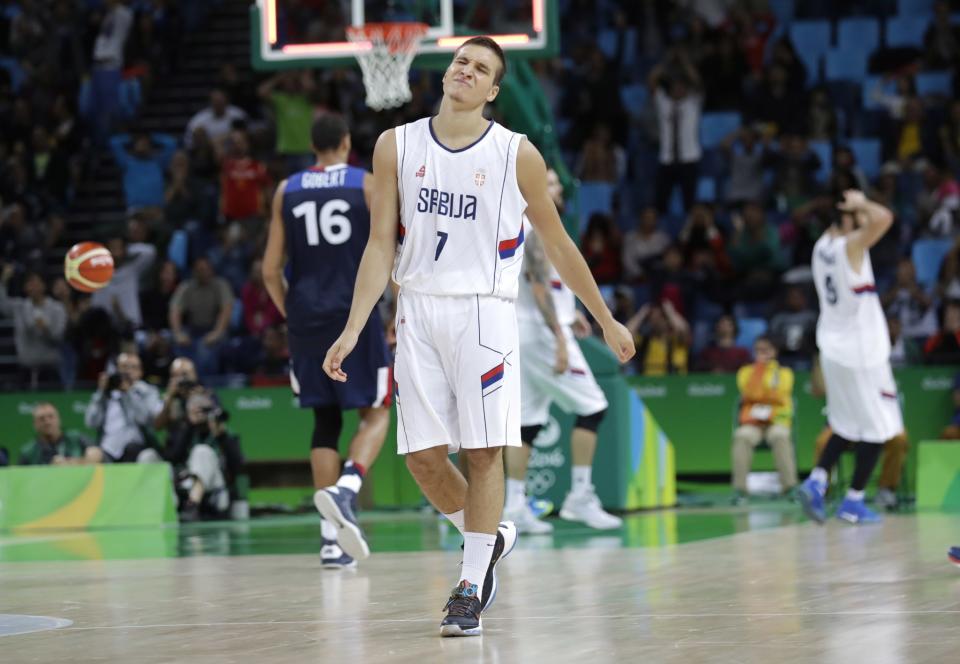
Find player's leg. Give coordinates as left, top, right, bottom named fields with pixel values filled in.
left=731, top=424, right=763, bottom=503
left=503, top=425, right=553, bottom=533
left=835, top=441, right=884, bottom=524
left=876, top=431, right=908, bottom=510
left=310, top=406, right=342, bottom=490
left=765, top=424, right=798, bottom=495
left=405, top=445, right=468, bottom=520
left=559, top=409, right=621, bottom=528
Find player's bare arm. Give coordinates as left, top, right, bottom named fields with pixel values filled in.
left=262, top=179, right=288, bottom=318
left=323, top=129, right=399, bottom=381
left=524, top=231, right=568, bottom=373
left=839, top=189, right=894, bottom=271
left=517, top=139, right=635, bottom=364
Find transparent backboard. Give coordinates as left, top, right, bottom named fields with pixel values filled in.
left=251, top=0, right=557, bottom=69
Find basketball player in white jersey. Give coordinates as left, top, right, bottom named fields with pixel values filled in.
left=506, top=168, right=621, bottom=533
left=798, top=189, right=902, bottom=525
left=323, top=37, right=635, bottom=636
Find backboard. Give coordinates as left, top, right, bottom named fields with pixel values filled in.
left=250, top=0, right=558, bottom=70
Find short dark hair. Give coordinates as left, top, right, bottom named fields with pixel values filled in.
left=311, top=113, right=349, bottom=153
left=458, top=36, right=507, bottom=85
left=754, top=335, right=777, bottom=351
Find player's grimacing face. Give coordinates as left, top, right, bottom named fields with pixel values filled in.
left=444, top=45, right=501, bottom=104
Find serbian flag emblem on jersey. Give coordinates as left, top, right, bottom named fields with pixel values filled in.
left=480, top=362, right=505, bottom=392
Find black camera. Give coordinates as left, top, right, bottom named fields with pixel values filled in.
left=177, top=379, right=198, bottom=394
left=201, top=403, right=230, bottom=424
left=106, top=372, right=130, bottom=391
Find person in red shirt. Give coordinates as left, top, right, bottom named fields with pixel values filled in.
left=220, top=129, right=269, bottom=225
left=241, top=258, right=282, bottom=338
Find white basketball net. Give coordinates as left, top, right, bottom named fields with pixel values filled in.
left=346, top=22, right=428, bottom=111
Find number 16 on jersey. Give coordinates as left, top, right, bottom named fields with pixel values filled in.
left=294, top=199, right=353, bottom=246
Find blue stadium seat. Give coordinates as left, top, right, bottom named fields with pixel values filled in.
left=700, top=112, right=741, bottom=150
left=230, top=298, right=244, bottom=332
left=696, top=177, right=716, bottom=202
left=809, top=140, right=832, bottom=183
left=898, top=0, right=935, bottom=15
left=736, top=317, right=768, bottom=348
left=576, top=182, right=615, bottom=230
left=789, top=21, right=831, bottom=55
left=916, top=71, right=953, bottom=96
left=597, top=28, right=619, bottom=61
left=619, top=84, right=648, bottom=117
left=825, top=48, right=869, bottom=81
left=862, top=75, right=897, bottom=110
left=769, top=0, right=794, bottom=24
left=837, top=17, right=880, bottom=55
left=849, top=138, right=882, bottom=180
left=912, top=238, right=953, bottom=290
left=167, top=230, right=189, bottom=272
left=886, top=16, right=930, bottom=48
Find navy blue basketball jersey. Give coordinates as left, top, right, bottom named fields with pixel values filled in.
left=282, top=164, right=371, bottom=341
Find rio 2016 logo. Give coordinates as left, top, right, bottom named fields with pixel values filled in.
left=526, top=416, right=566, bottom=495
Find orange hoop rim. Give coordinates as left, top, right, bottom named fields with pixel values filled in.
left=345, top=22, right=429, bottom=46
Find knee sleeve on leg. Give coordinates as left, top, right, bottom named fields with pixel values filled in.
left=312, top=406, right=343, bottom=450
left=520, top=424, right=542, bottom=446
left=574, top=408, right=606, bottom=433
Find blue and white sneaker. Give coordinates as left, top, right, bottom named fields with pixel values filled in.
left=321, top=538, right=357, bottom=569
left=798, top=476, right=827, bottom=524
left=836, top=498, right=882, bottom=524
left=948, top=546, right=960, bottom=567
left=480, top=521, right=518, bottom=613
left=314, top=487, right=370, bottom=560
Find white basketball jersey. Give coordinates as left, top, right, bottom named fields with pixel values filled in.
left=516, top=218, right=576, bottom=326
left=812, top=232, right=890, bottom=368
left=393, top=117, right=527, bottom=298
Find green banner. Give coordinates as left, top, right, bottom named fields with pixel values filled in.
left=916, top=441, right=960, bottom=510
left=0, top=464, right=176, bottom=530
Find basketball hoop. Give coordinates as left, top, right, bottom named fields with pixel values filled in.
left=346, top=22, right=428, bottom=111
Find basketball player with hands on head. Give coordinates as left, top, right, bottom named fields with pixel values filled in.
left=505, top=168, right=621, bottom=534
left=262, top=113, right=392, bottom=570
left=799, top=189, right=903, bottom=525
left=323, top=37, right=635, bottom=636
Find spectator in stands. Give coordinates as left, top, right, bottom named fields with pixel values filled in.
left=871, top=74, right=915, bottom=121
left=648, top=244, right=697, bottom=315
left=90, top=235, right=156, bottom=330
left=924, top=1, right=960, bottom=69
left=217, top=64, right=259, bottom=118
left=722, top=126, right=767, bottom=206
left=257, top=70, right=318, bottom=168
left=251, top=324, right=290, bottom=385
left=806, top=87, right=837, bottom=143
left=622, top=206, right=670, bottom=283
left=163, top=391, right=243, bottom=521
left=889, top=315, right=922, bottom=368
left=241, top=258, right=282, bottom=338
left=141, top=260, right=179, bottom=333
left=883, top=258, right=939, bottom=341
left=925, top=300, right=960, bottom=364
left=0, top=264, right=66, bottom=388
left=84, top=351, right=164, bottom=462
left=938, top=236, right=960, bottom=300
left=678, top=203, right=732, bottom=281
left=186, top=128, right=221, bottom=184
left=699, top=28, right=747, bottom=110
left=696, top=314, right=751, bottom=373
left=0, top=203, right=42, bottom=267
left=27, top=126, right=70, bottom=207
left=731, top=335, right=797, bottom=504
left=109, top=131, right=178, bottom=212
left=649, top=47, right=703, bottom=214
left=154, top=356, right=209, bottom=433
left=219, top=129, right=269, bottom=235
left=917, top=159, right=960, bottom=236
left=165, top=150, right=216, bottom=231
left=89, top=0, right=134, bottom=144
left=169, top=256, right=234, bottom=377
left=765, top=135, right=821, bottom=211
left=581, top=213, right=622, bottom=285
left=748, top=65, right=805, bottom=136
left=828, top=146, right=868, bottom=193
left=768, top=37, right=807, bottom=92
left=729, top=202, right=784, bottom=299
left=886, top=97, right=934, bottom=163
left=183, top=89, right=247, bottom=149
left=626, top=301, right=690, bottom=375
left=939, top=100, right=960, bottom=174
left=19, top=402, right=102, bottom=466
left=209, top=223, right=252, bottom=295
left=577, top=123, right=625, bottom=183
left=769, top=286, right=817, bottom=369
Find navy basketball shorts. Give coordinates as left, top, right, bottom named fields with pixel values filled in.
left=290, top=314, right=391, bottom=410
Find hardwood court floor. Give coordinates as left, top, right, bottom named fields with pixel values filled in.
left=1, top=510, right=959, bottom=663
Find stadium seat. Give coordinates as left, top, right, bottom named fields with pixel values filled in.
left=736, top=317, right=768, bottom=348
left=862, top=74, right=897, bottom=111
left=700, top=112, right=741, bottom=150
left=597, top=28, right=619, bottom=61
left=916, top=71, right=953, bottom=96
left=912, top=238, right=953, bottom=290
left=619, top=84, right=648, bottom=117
left=769, top=0, right=794, bottom=24
left=230, top=299, right=244, bottom=332
left=576, top=182, right=615, bottom=229
left=696, top=177, right=716, bottom=202
left=825, top=48, right=869, bottom=82
left=167, top=230, right=189, bottom=272
left=885, top=16, right=930, bottom=48
left=789, top=21, right=831, bottom=80
left=849, top=138, right=882, bottom=180
left=808, top=140, right=832, bottom=183
left=837, top=18, right=880, bottom=55
left=898, top=0, right=935, bottom=15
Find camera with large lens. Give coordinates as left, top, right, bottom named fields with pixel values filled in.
left=106, top=372, right=129, bottom=391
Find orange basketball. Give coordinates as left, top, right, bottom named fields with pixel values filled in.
left=64, top=242, right=115, bottom=292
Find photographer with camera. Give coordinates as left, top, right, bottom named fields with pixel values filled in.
left=154, top=357, right=212, bottom=433
left=163, top=391, right=243, bottom=521
left=84, top=351, right=164, bottom=462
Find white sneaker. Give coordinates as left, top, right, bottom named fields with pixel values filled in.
left=560, top=487, right=623, bottom=530
left=503, top=501, right=553, bottom=534
left=875, top=488, right=898, bottom=510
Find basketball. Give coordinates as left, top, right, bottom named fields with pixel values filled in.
left=64, top=241, right=114, bottom=292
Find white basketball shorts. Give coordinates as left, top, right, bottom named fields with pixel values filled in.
left=519, top=320, right=608, bottom=426
left=821, top=355, right=903, bottom=444
left=393, top=290, right=521, bottom=454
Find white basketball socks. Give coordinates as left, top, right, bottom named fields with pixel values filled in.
left=572, top=465, right=592, bottom=492
left=460, top=531, right=496, bottom=596
left=320, top=519, right=337, bottom=541
left=444, top=509, right=465, bottom=535
left=505, top=478, right=526, bottom=510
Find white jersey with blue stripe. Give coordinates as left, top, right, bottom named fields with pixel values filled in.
left=393, top=117, right=527, bottom=299
left=812, top=232, right=890, bottom=368
left=516, top=218, right=577, bottom=326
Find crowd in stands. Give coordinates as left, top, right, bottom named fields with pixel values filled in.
left=3, top=0, right=960, bottom=395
